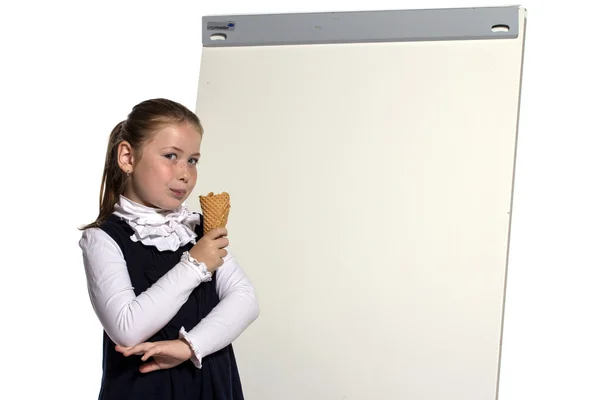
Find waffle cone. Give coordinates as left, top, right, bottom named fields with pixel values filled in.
left=199, top=192, right=231, bottom=235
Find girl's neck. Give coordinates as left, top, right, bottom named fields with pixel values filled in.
left=119, top=195, right=166, bottom=212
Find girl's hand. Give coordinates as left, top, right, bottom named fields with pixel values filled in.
left=189, top=227, right=229, bottom=272
left=115, top=339, right=194, bottom=373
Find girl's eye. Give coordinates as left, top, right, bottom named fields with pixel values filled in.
left=189, top=158, right=199, bottom=165
left=164, top=153, right=176, bottom=160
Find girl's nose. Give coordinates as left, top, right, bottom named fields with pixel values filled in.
left=177, top=163, right=189, bottom=182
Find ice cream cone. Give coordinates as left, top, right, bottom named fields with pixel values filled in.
left=199, top=191, right=231, bottom=235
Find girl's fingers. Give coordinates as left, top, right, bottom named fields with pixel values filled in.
left=216, top=237, right=229, bottom=249
left=139, top=360, right=161, bottom=374
left=206, top=227, right=227, bottom=240
left=141, top=346, right=160, bottom=362
left=115, top=345, right=131, bottom=353
left=123, top=342, right=153, bottom=357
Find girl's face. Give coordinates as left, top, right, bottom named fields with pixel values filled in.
left=124, top=122, right=202, bottom=210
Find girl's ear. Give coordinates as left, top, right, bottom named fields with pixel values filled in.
left=117, top=141, right=135, bottom=173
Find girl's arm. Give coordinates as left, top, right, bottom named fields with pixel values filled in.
left=80, top=227, right=212, bottom=347
left=179, top=247, right=260, bottom=368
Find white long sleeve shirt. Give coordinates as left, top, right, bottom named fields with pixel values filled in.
left=79, top=196, right=259, bottom=368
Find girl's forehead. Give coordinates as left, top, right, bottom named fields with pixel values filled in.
left=147, top=123, right=202, bottom=148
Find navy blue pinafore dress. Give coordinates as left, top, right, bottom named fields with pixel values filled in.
left=96, top=213, right=244, bottom=399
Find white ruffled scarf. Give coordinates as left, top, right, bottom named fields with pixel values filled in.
left=113, top=195, right=200, bottom=251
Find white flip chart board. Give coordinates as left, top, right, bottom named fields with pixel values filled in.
left=191, top=6, right=527, bottom=400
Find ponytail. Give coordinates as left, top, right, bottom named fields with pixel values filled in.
left=80, top=120, right=128, bottom=230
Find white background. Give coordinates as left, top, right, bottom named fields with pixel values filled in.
left=1, top=1, right=598, bottom=399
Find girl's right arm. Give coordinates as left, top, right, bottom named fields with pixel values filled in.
left=79, top=227, right=225, bottom=347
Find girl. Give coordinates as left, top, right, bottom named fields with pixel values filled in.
left=79, top=98, right=259, bottom=399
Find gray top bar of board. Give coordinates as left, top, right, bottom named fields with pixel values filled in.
left=202, top=6, right=521, bottom=47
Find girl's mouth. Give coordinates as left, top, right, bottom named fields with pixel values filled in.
left=170, top=189, right=186, bottom=198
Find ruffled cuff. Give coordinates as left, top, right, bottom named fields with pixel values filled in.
left=180, top=251, right=212, bottom=282
left=179, top=327, right=203, bottom=369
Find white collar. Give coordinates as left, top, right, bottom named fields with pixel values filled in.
left=113, top=195, right=201, bottom=251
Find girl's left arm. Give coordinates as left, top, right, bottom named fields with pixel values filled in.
left=179, top=247, right=260, bottom=368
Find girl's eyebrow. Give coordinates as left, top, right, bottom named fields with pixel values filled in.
left=161, top=146, right=201, bottom=157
